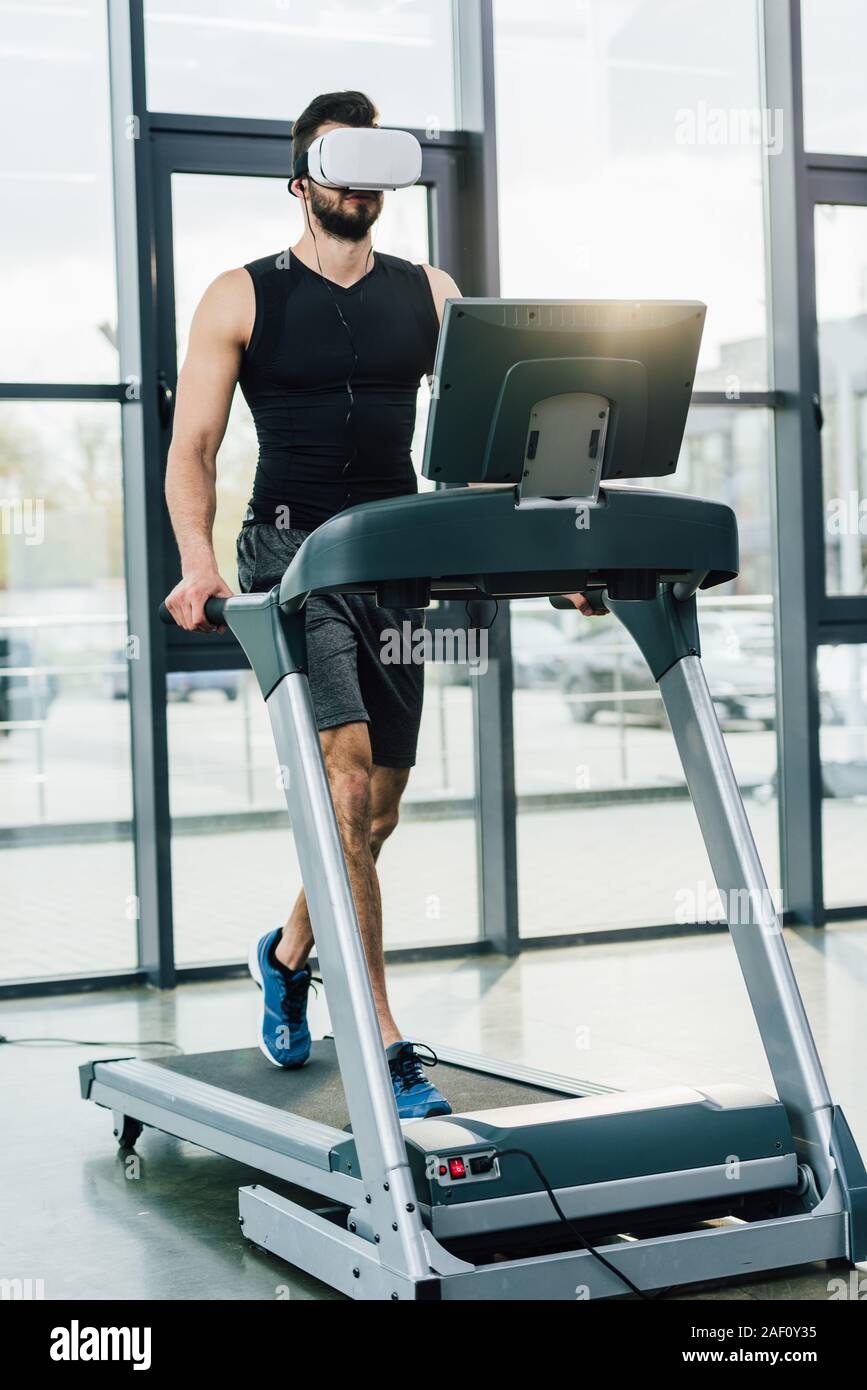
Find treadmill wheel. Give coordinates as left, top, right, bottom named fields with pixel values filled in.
left=114, top=1116, right=143, bottom=1149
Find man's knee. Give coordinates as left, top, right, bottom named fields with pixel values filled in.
left=370, top=805, right=400, bottom=855
left=369, top=767, right=410, bottom=855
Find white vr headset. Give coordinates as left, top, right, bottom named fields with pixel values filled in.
left=291, top=127, right=423, bottom=194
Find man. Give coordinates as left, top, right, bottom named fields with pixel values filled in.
left=164, top=91, right=460, bottom=1118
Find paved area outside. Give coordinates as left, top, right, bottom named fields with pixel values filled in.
left=2, top=923, right=865, bottom=1301
left=0, top=793, right=776, bottom=977
left=3, top=681, right=867, bottom=979
left=5, top=795, right=867, bottom=979
left=1, top=683, right=779, bottom=826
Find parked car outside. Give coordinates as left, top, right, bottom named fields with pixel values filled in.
left=560, top=609, right=778, bottom=729
left=436, top=615, right=571, bottom=687
left=0, top=636, right=58, bottom=733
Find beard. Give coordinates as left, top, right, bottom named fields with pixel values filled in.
left=309, top=184, right=383, bottom=242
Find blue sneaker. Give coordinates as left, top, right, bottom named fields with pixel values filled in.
left=387, top=1042, right=452, bottom=1119
left=248, top=929, right=312, bottom=1069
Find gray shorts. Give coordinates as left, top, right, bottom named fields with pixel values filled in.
left=237, top=524, right=425, bottom=768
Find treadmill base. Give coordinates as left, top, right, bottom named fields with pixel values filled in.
left=239, top=1182, right=848, bottom=1300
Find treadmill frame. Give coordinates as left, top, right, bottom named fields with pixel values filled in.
left=84, top=581, right=867, bottom=1299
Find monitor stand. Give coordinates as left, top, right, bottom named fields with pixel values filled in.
left=517, top=390, right=609, bottom=504
left=479, top=356, right=647, bottom=507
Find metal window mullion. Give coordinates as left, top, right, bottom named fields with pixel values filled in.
left=691, top=391, right=782, bottom=407
left=761, top=0, right=825, bottom=925
left=108, top=0, right=175, bottom=985
left=145, top=110, right=468, bottom=151
left=454, top=0, right=501, bottom=296
left=0, top=384, right=126, bottom=401
left=454, top=0, right=518, bottom=954
left=472, top=633, right=520, bottom=956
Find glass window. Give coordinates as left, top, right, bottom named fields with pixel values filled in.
left=0, top=1, right=118, bottom=383
left=169, top=672, right=478, bottom=964
left=144, top=0, right=458, bottom=129
left=493, top=0, right=769, bottom=389
left=167, top=172, right=473, bottom=961
left=816, top=205, right=867, bottom=596
left=514, top=410, right=779, bottom=937
left=0, top=403, right=134, bottom=980
left=819, top=642, right=867, bottom=908
left=802, top=0, right=867, bottom=156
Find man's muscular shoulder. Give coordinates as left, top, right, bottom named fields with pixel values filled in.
left=422, top=264, right=462, bottom=324
left=194, top=267, right=256, bottom=350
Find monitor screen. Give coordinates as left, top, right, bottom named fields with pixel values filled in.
left=422, top=300, right=705, bottom=489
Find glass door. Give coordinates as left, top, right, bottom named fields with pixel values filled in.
left=814, top=193, right=867, bottom=909
left=816, top=202, right=867, bottom=598
left=151, top=137, right=480, bottom=965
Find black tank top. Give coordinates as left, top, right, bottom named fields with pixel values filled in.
left=239, top=250, right=440, bottom=532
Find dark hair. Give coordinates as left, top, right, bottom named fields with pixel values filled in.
left=291, top=91, right=380, bottom=170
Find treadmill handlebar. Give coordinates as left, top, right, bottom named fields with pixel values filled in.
left=158, top=598, right=228, bottom=628
left=550, top=590, right=609, bottom=614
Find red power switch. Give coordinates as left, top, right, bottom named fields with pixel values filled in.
left=448, top=1158, right=467, bottom=1180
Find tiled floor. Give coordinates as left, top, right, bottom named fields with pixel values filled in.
left=2, top=923, right=865, bottom=1301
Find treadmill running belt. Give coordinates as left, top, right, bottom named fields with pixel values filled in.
left=150, top=1041, right=569, bottom=1131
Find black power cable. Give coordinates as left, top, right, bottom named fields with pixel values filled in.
left=0, top=1035, right=182, bottom=1051
left=299, top=183, right=376, bottom=499
left=497, top=1147, right=665, bottom=1301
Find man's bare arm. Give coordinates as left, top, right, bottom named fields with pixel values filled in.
left=164, top=268, right=254, bottom=631
left=422, top=264, right=461, bottom=326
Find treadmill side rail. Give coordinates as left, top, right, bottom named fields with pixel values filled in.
left=86, top=1060, right=360, bottom=1204
left=87, top=1057, right=342, bottom=1167
left=432, top=1045, right=619, bottom=1097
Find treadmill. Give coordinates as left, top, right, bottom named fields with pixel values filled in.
left=81, top=300, right=867, bottom=1301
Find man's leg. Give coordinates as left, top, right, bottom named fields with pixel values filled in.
left=369, top=764, right=411, bottom=863
left=274, top=723, right=408, bottom=1046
